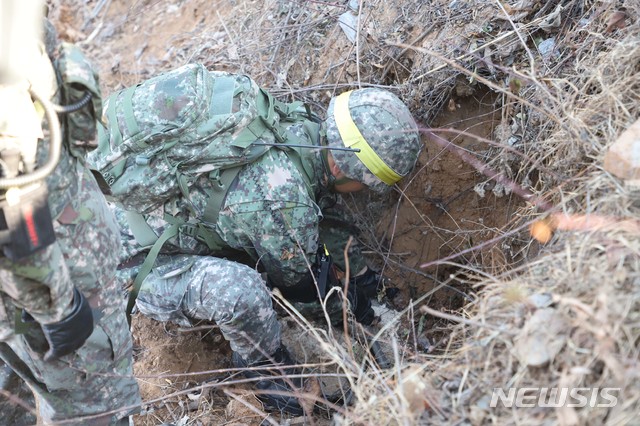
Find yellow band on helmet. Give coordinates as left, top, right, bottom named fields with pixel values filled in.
left=333, top=91, right=402, bottom=185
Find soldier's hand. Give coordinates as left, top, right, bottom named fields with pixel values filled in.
left=349, top=268, right=399, bottom=301
left=351, top=284, right=375, bottom=325
left=40, top=288, right=94, bottom=361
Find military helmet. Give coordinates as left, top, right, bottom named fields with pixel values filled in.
left=325, top=88, right=422, bottom=193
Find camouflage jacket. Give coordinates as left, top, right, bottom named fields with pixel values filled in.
left=116, top=120, right=367, bottom=289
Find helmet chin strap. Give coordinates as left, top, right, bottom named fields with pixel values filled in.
left=333, top=91, right=403, bottom=185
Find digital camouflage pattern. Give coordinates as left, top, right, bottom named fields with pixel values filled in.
left=88, top=63, right=284, bottom=214
left=112, top=121, right=366, bottom=290
left=133, top=254, right=281, bottom=363
left=0, top=165, right=141, bottom=424
left=326, top=88, right=422, bottom=194
left=0, top=34, right=140, bottom=424
left=112, top=122, right=366, bottom=359
left=112, top=127, right=362, bottom=358
left=55, top=42, right=103, bottom=156
left=99, top=68, right=419, bottom=363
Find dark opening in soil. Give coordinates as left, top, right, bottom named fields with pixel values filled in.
left=367, top=83, right=525, bottom=351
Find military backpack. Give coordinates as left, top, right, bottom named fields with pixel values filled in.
left=89, top=63, right=320, bottom=215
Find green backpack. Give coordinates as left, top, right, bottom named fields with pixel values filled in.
left=88, top=63, right=320, bottom=215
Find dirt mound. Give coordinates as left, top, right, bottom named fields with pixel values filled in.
left=46, top=0, right=640, bottom=424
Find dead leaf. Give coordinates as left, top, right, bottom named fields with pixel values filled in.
left=539, top=4, right=564, bottom=32
left=604, top=117, right=640, bottom=179
left=280, top=249, right=295, bottom=261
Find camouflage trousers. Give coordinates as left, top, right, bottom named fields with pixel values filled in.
left=0, top=308, right=138, bottom=425
left=0, top=165, right=140, bottom=425
left=130, top=254, right=281, bottom=364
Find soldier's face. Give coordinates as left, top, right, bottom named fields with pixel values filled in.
left=327, top=152, right=366, bottom=193
left=333, top=178, right=366, bottom=193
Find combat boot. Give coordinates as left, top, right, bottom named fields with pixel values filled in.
left=232, top=345, right=304, bottom=416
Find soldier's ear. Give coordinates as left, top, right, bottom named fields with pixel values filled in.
left=330, top=162, right=343, bottom=177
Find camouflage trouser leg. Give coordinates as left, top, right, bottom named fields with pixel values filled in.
left=134, top=255, right=281, bottom=363
left=0, top=305, right=139, bottom=425
left=0, top=166, right=141, bottom=425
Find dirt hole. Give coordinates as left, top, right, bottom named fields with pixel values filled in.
left=366, top=82, right=526, bottom=351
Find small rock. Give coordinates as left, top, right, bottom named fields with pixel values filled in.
left=604, top=118, right=640, bottom=180
left=527, top=292, right=553, bottom=309
left=338, top=11, right=358, bottom=43
left=514, top=307, right=567, bottom=367
left=537, top=37, right=556, bottom=59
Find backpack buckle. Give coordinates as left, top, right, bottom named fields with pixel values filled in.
left=209, top=169, right=225, bottom=191
left=180, top=223, right=198, bottom=238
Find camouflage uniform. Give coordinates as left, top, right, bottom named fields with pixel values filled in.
left=114, top=138, right=361, bottom=362
left=99, top=69, right=421, bottom=362
left=0, top=27, right=140, bottom=425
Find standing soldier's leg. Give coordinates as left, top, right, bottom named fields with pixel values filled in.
left=0, top=166, right=141, bottom=425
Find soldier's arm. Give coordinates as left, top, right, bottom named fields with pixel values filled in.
left=0, top=243, right=75, bottom=325
left=316, top=198, right=369, bottom=275
left=220, top=197, right=319, bottom=289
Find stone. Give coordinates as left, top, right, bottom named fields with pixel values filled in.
left=603, top=118, right=640, bottom=180
left=514, top=307, right=568, bottom=367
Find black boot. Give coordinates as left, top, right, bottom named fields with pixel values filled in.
left=232, top=345, right=304, bottom=416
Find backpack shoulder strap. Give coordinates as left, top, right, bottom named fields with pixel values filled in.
left=201, top=165, right=243, bottom=226
left=125, top=210, right=158, bottom=247
left=125, top=221, right=179, bottom=323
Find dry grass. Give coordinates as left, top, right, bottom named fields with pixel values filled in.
left=351, top=2, right=640, bottom=425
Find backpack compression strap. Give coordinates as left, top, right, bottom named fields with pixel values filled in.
left=125, top=221, right=179, bottom=324
left=124, top=209, right=231, bottom=323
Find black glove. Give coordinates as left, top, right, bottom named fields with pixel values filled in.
left=350, top=284, right=375, bottom=325
left=39, top=288, right=94, bottom=361
left=278, top=267, right=375, bottom=325
left=277, top=245, right=377, bottom=325
left=349, top=268, right=399, bottom=301
left=276, top=245, right=342, bottom=303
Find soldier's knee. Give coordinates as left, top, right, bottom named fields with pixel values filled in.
left=175, top=258, right=271, bottom=324
left=207, top=266, right=273, bottom=322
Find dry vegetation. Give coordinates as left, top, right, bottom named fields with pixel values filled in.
left=47, top=0, right=640, bottom=425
